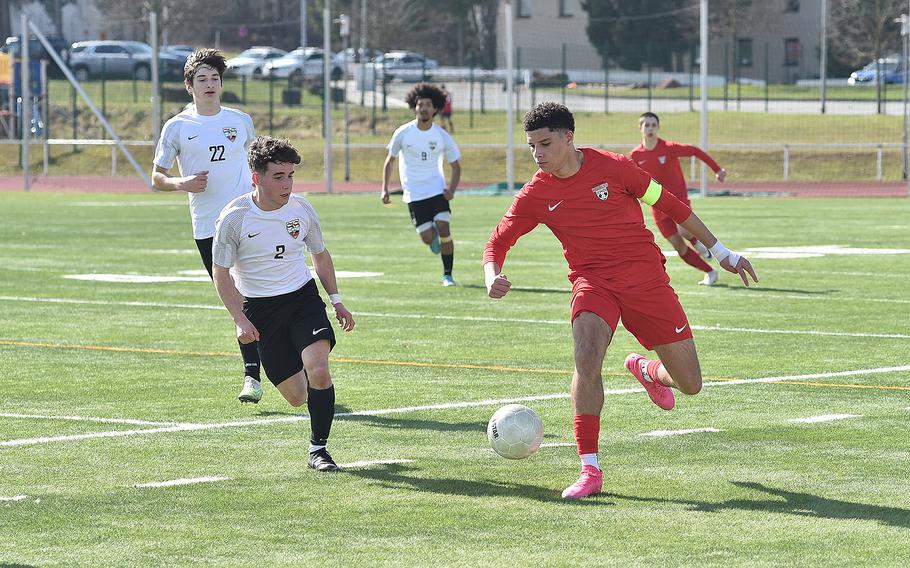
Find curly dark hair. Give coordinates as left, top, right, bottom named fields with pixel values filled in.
left=523, top=102, right=575, bottom=133
left=248, top=136, right=301, bottom=174
left=404, top=83, right=447, bottom=114
left=184, top=48, right=227, bottom=85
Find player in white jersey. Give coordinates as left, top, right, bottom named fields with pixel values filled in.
left=381, top=83, right=462, bottom=287
left=212, top=136, right=355, bottom=472
left=151, top=49, right=263, bottom=404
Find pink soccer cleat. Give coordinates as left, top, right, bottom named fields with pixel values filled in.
left=561, top=465, right=603, bottom=500
left=625, top=353, right=675, bottom=411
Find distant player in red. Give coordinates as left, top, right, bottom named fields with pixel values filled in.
left=630, top=112, right=727, bottom=286
left=439, top=84, right=454, bottom=133
left=483, top=103, right=757, bottom=500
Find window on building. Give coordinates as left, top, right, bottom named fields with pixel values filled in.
left=784, top=38, right=801, bottom=66
left=517, top=0, right=531, bottom=18
left=784, top=0, right=800, bottom=12
left=560, top=0, right=573, bottom=17
left=737, top=38, right=753, bottom=67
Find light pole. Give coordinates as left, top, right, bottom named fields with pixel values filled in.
left=896, top=11, right=909, bottom=184
left=338, top=13, right=351, bottom=181
left=323, top=4, right=332, bottom=193
left=301, top=0, right=308, bottom=49
left=21, top=13, right=30, bottom=191
left=359, top=0, right=367, bottom=107
left=820, top=0, right=827, bottom=114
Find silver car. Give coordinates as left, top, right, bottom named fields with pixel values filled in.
left=225, top=46, right=287, bottom=78
left=68, top=40, right=185, bottom=81
left=262, top=47, right=342, bottom=80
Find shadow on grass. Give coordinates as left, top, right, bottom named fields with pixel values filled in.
left=247, top=409, right=489, bottom=435
left=345, top=462, right=603, bottom=505
left=338, top=413, right=487, bottom=433
left=606, top=481, right=910, bottom=528
left=712, top=284, right=837, bottom=295
left=0, top=564, right=38, bottom=568
left=251, top=404, right=355, bottom=418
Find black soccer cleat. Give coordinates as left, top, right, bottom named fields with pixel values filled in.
left=308, top=448, right=340, bottom=472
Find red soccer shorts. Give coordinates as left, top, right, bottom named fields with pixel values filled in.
left=651, top=192, right=691, bottom=239
left=570, top=271, right=693, bottom=350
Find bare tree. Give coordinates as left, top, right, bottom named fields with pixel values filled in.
left=365, top=0, right=430, bottom=53
left=360, top=0, right=497, bottom=68
left=463, top=0, right=499, bottom=69
left=829, top=0, right=903, bottom=113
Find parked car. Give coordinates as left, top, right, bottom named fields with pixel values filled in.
left=225, top=46, right=287, bottom=78
left=261, top=47, right=342, bottom=80
left=162, top=44, right=195, bottom=58
left=332, top=47, right=382, bottom=66
left=373, top=50, right=438, bottom=81
left=1, top=35, right=70, bottom=77
left=68, top=40, right=185, bottom=81
left=847, top=56, right=904, bottom=85
left=377, top=51, right=438, bottom=71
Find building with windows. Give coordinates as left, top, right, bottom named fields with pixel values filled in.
left=497, top=0, right=823, bottom=84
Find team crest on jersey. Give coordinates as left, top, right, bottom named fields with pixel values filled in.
left=286, top=219, right=301, bottom=239
left=428, top=141, right=437, bottom=151
left=223, top=127, right=238, bottom=142
left=658, top=155, right=666, bottom=165
left=592, top=182, right=609, bottom=201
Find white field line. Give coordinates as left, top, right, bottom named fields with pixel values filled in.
left=135, top=476, right=230, bottom=488
left=338, top=281, right=910, bottom=306
left=788, top=414, right=862, bottom=424
left=640, top=427, right=723, bottom=437
left=0, top=295, right=222, bottom=311
left=0, top=495, right=28, bottom=502
left=338, top=459, right=414, bottom=469
left=2, top=365, right=907, bottom=449
left=539, top=442, right=576, bottom=448
left=0, top=412, right=192, bottom=427
left=690, top=324, right=910, bottom=341
left=683, top=291, right=910, bottom=306
left=762, top=268, right=910, bottom=279
left=2, top=295, right=909, bottom=340
left=69, top=201, right=187, bottom=207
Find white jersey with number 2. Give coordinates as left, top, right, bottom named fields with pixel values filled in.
left=212, top=193, right=326, bottom=299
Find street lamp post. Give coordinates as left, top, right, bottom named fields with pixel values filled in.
left=338, top=14, right=351, bottom=181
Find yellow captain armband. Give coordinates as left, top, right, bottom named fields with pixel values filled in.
left=640, top=179, right=663, bottom=206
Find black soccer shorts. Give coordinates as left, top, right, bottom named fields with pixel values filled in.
left=407, top=193, right=451, bottom=229
left=242, top=279, right=336, bottom=385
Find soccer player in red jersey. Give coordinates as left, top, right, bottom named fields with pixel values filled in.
left=483, top=103, right=757, bottom=500
left=630, top=112, right=727, bottom=286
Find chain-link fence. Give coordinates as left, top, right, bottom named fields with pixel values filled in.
left=4, top=0, right=909, bottom=196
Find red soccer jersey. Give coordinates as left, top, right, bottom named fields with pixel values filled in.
left=630, top=138, right=720, bottom=198
left=483, top=148, right=692, bottom=288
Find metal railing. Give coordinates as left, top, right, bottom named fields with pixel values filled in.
left=3, top=139, right=904, bottom=184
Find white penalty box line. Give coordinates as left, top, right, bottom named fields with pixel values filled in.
left=2, top=364, right=908, bottom=449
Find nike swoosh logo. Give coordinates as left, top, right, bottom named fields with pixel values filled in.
left=312, top=327, right=328, bottom=335
left=675, top=324, right=688, bottom=333
left=247, top=232, right=261, bottom=238
left=547, top=200, right=564, bottom=212
left=188, top=135, right=198, bottom=140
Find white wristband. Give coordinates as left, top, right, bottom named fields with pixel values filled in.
left=329, top=293, right=342, bottom=305
left=709, top=240, right=731, bottom=263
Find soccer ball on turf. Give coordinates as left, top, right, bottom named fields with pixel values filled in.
left=487, top=404, right=544, bottom=460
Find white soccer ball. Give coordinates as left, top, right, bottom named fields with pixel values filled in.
left=487, top=404, right=544, bottom=460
